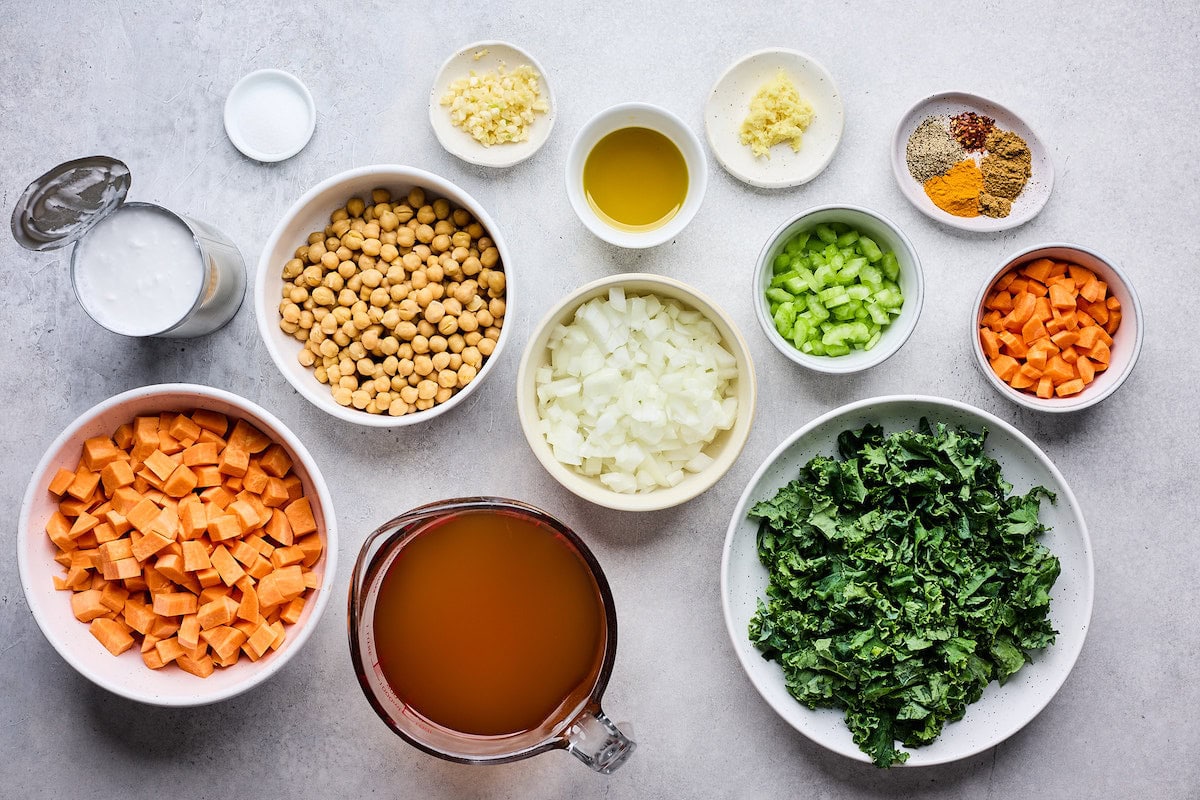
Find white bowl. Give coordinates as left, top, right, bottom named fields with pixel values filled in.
left=223, top=69, right=317, bottom=163
left=891, top=91, right=1053, bottom=232
left=753, top=204, right=924, bottom=374
left=971, top=243, right=1143, bottom=412
left=722, top=395, right=1093, bottom=766
left=516, top=273, right=755, bottom=512
left=565, top=103, right=708, bottom=249
left=705, top=48, right=844, bottom=189
left=255, top=165, right=512, bottom=427
left=428, top=40, right=555, bottom=168
left=18, top=383, right=338, bottom=706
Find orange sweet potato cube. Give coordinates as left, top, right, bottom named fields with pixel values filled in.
left=229, top=500, right=260, bottom=534
left=218, top=446, right=249, bottom=478
left=143, top=450, right=178, bottom=482
left=153, top=592, right=198, bottom=617
left=132, top=531, right=174, bottom=563
left=210, top=545, right=246, bottom=586
left=176, top=653, right=216, bottom=678
left=183, top=441, right=220, bottom=467
left=168, top=414, right=202, bottom=444
left=71, top=589, right=111, bottom=622
left=228, top=420, right=272, bottom=454
left=155, top=636, right=187, bottom=664
left=280, top=595, right=306, bottom=625
left=259, top=444, right=293, bottom=478
left=82, top=436, right=123, bottom=471
left=181, top=540, right=213, bottom=572
left=68, top=511, right=100, bottom=540
left=142, top=649, right=167, bottom=670
left=191, top=409, right=229, bottom=436
left=207, top=514, right=242, bottom=543
left=66, top=469, right=101, bottom=502
left=90, top=618, right=135, bottom=656
left=197, top=596, right=239, bottom=630
left=99, top=460, right=136, bottom=495
left=193, top=465, right=222, bottom=488
left=265, top=508, right=294, bottom=546
left=297, top=534, right=322, bottom=568
left=162, top=464, right=199, bottom=499
left=283, top=498, right=317, bottom=537
left=178, top=613, right=201, bottom=650
left=48, top=467, right=76, bottom=496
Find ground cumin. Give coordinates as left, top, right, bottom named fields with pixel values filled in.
left=923, top=159, right=983, bottom=218
left=981, top=129, right=1032, bottom=211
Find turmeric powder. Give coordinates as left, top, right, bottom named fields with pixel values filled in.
left=923, top=159, right=983, bottom=217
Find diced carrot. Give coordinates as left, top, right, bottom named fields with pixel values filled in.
left=1106, top=296, right=1121, bottom=311
left=1048, top=282, right=1075, bottom=310
left=1020, top=258, right=1054, bottom=283
left=1050, top=330, right=1079, bottom=348
left=1043, top=355, right=1074, bottom=384
left=1077, top=356, right=1096, bottom=384
left=1089, top=340, right=1111, bottom=365
left=985, top=290, right=1013, bottom=312
left=1036, top=377, right=1054, bottom=399
left=1068, top=264, right=1095, bottom=287
left=1021, top=317, right=1048, bottom=345
left=1008, top=292, right=1037, bottom=327
left=1104, top=310, right=1122, bottom=335
left=1076, top=310, right=1095, bottom=329
left=1055, top=379, right=1086, bottom=397
left=90, top=618, right=135, bottom=656
left=1060, top=346, right=1079, bottom=364
left=998, top=331, right=1028, bottom=358
left=1079, top=277, right=1107, bottom=304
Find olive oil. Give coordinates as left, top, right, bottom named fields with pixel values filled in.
left=371, top=510, right=606, bottom=737
left=583, top=127, right=688, bottom=231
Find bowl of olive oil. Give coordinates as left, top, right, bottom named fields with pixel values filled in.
left=566, top=102, right=708, bottom=248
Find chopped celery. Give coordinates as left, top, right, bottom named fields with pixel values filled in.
left=764, top=221, right=905, bottom=358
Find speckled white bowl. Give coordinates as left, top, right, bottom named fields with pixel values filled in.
left=972, top=243, right=1143, bottom=412
left=18, top=383, right=337, bottom=706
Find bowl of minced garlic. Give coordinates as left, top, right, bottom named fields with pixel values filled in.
left=892, top=92, right=1052, bottom=232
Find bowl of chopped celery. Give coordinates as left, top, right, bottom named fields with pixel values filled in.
left=754, top=204, right=923, bottom=374
left=516, top=273, right=756, bottom=512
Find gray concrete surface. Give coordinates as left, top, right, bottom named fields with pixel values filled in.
left=1, top=1, right=1196, bottom=797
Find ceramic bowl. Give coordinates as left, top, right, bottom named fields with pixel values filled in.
left=891, top=91, right=1052, bottom=232
left=18, top=383, right=338, bottom=706
left=565, top=103, right=708, bottom=249
left=705, top=48, right=844, bottom=189
left=428, top=40, right=555, bottom=168
left=754, top=204, right=924, bottom=374
left=255, top=164, right=512, bottom=426
left=722, top=395, right=1093, bottom=766
left=972, top=243, right=1143, bottom=412
left=516, top=273, right=755, bottom=512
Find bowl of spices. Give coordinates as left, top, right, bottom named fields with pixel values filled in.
left=891, top=92, right=1053, bottom=232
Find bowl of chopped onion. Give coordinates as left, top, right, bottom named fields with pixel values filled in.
left=516, top=274, right=756, bottom=512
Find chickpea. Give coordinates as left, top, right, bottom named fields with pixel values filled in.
left=333, top=330, right=351, bottom=347
left=347, top=275, right=364, bottom=293
left=410, top=270, right=428, bottom=290
left=414, top=244, right=432, bottom=260
left=382, top=355, right=399, bottom=375
left=397, top=298, right=420, bottom=321
left=332, top=307, right=352, bottom=325
left=369, top=287, right=390, bottom=308
left=489, top=298, right=506, bottom=319
left=477, top=337, right=496, bottom=357
left=298, top=310, right=314, bottom=329
left=389, top=284, right=409, bottom=303
left=397, top=358, right=415, bottom=377
left=417, top=379, right=438, bottom=400
left=432, top=352, right=451, bottom=372
left=464, top=331, right=483, bottom=346
left=389, top=401, right=409, bottom=417
left=407, top=188, right=426, bottom=208
left=457, top=364, right=477, bottom=387
left=396, top=227, right=416, bottom=249
left=417, top=320, right=435, bottom=338
left=339, top=357, right=355, bottom=376
left=319, top=339, right=339, bottom=359
left=458, top=311, right=479, bottom=333
left=314, top=365, right=328, bottom=383
left=484, top=325, right=501, bottom=340
left=442, top=297, right=463, bottom=317
left=399, top=385, right=419, bottom=405
left=338, top=261, right=357, bottom=280
left=414, top=355, right=433, bottom=376
left=337, top=288, right=357, bottom=307
left=280, top=319, right=300, bottom=335
left=302, top=265, right=324, bottom=288
left=424, top=300, right=445, bottom=324
left=343, top=231, right=364, bottom=251
left=462, top=346, right=482, bottom=368
left=381, top=336, right=400, bottom=356
left=428, top=283, right=444, bottom=302
left=426, top=263, right=445, bottom=283
left=295, top=245, right=309, bottom=262
left=437, top=316, right=458, bottom=336
left=466, top=222, right=484, bottom=239
left=412, top=335, right=430, bottom=354
left=357, top=357, right=377, bottom=376
left=442, top=258, right=462, bottom=280
left=357, top=255, right=377, bottom=272
left=363, top=222, right=381, bottom=240
left=379, top=211, right=399, bottom=231
left=462, top=256, right=482, bottom=277
left=349, top=390, right=369, bottom=409
left=331, top=219, right=351, bottom=238
left=448, top=353, right=463, bottom=370
left=381, top=308, right=401, bottom=330
left=447, top=334, right=465, bottom=353
left=451, top=208, right=471, bottom=227
left=415, top=224, right=435, bottom=244
left=429, top=335, right=448, bottom=354
left=362, top=329, right=381, bottom=350
left=333, top=386, right=353, bottom=406
left=375, top=393, right=392, bottom=412
left=282, top=303, right=301, bottom=323
left=396, top=321, right=418, bottom=340
left=437, top=369, right=457, bottom=389
left=476, top=309, right=494, bottom=328
left=415, top=398, right=435, bottom=411
left=323, top=272, right=345, bottom=292
left=339, top=375, right=359, bottom=391
left=451, top=232, right=471, bottom=250
left=416, top=205, right=436, bottom=225
left=379, top=243, right=399, bottom=263
left=282, top=258, right=304, bottom=280
left=352, top=311, right=371, bottom=331
left=415, top=286, right=434, bottom=308
left=307, top=241, right=326, bottom=264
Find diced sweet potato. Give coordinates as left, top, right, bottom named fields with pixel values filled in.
left=210, top=545, right=246, bottom=587
left=48, top=467, right=76, bottom=496
left=71, top=589, right=110, bottom=622
left=217, top=446, right=249, bottom=478
left=91, top=618, right=135, bottom=656
left=176, top=653, right=215, bottom=678
left=191, top=410, right=229, bottom=436
left=284, top=498, right=317, bottom=537
left=153, top=592, right=198, bottom=617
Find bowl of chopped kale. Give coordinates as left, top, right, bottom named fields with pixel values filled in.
left=720, top=395, right=1093, bottom=767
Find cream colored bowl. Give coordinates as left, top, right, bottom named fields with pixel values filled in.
left=516, top=274, right=756, bottom=512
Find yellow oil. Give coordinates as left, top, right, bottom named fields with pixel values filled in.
left=583, top=127, right=688, bottom=231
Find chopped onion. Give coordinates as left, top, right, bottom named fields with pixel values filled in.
left=535, top=290, right=738, bottom=493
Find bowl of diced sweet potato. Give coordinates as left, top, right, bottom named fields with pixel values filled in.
left=972, top=243, right=1143, bottom=412
left=18, top=383, right=337, bottom=706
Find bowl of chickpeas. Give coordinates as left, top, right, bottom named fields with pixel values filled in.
left=255, top=165, right=510, bottom=425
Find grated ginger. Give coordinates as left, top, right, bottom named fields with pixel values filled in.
left=739, top=70, right=814, bottom=158
left=440, top=64, right=548, bottom=147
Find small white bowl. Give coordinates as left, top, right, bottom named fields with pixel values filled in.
left=255, top=165, right=512, bottom=427
left=754, top=204, right=924, bottom=374
left=224, top=69, right=317, bottom=163
left=971, top=243, right=1143, bottom=412
left=18, top=383, right=338, bottom=706
left=516, top=274, right=755, bottom=512
left=565, top=103, right=708, bottom=249
left=429, top=40, right=555, bottom=168
left=705, top=48, right=844, bottom=189
left=891, top=91, right=1053, bottom=232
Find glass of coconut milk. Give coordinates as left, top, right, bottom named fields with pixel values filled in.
left=12, top=156, right=245, bottom=338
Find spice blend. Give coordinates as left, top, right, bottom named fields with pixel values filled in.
left=905, top=111, right=1034, bottom=219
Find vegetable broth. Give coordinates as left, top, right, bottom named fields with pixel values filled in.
left=584, top=127, right=688, bottom=231
left=372, top=510, right=606, bottom=736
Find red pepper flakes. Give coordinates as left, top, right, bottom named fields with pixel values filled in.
left=950, top=112, right=996, bottom=152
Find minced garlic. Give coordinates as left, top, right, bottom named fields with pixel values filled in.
left=739, top=70, right=814, bottom=158
left=440, top=64, right=548, bottom=147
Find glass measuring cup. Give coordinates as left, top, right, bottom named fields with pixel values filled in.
left=348, top=497, right=635, bottom=774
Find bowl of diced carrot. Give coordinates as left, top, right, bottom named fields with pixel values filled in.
left=973, top=243, right=1143, bottom=412
left=18, top=383, right=337, bottom=706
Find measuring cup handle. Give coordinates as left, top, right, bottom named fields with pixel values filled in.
left=564, top=707, right=636, bottom=774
